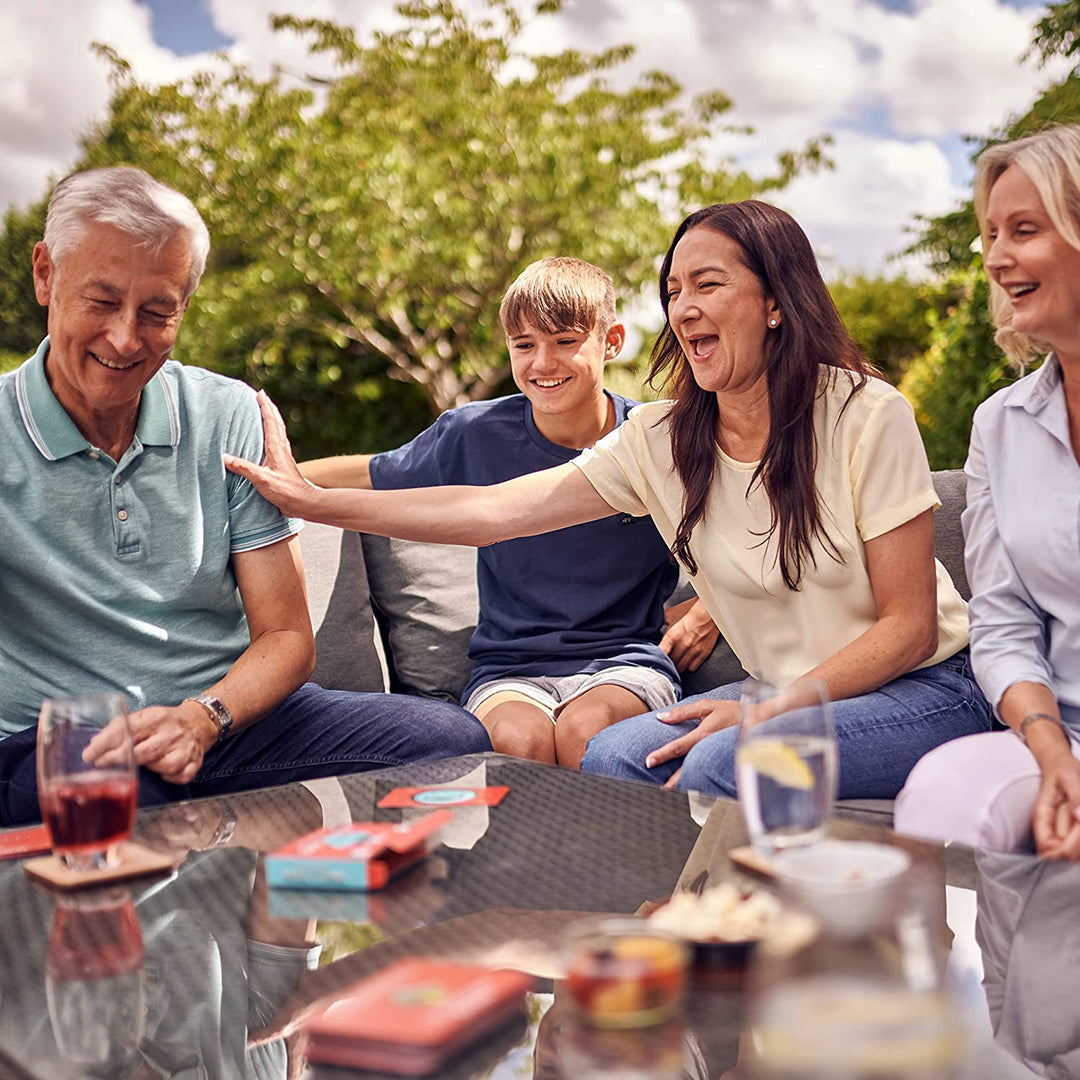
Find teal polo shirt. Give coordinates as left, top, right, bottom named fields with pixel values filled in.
left=0, top=339, right=301, bottom=735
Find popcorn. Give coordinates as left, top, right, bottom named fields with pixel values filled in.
left=649, top=883, right=784, bottom=943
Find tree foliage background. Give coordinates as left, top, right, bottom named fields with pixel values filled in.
left=897, top=0, right=1080, bottom=467
left=0, top=0, right=827, bottom=457
left=3, top=0, right=1079, bottom=466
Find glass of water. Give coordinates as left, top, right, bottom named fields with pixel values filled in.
left=735, top=679, right=837, bottom=855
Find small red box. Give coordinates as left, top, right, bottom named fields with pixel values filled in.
left=305, top=958, right=534, bottom=1075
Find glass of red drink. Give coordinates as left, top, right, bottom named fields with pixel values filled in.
left=36, top=692, right=137, bottom=871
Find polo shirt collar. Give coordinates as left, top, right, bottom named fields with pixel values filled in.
left=15, top=338, right=181, bottom=461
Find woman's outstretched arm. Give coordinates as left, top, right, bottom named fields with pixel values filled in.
left=224, top=391, right=617, bottom=546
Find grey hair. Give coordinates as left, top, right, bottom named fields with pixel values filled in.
left=43, top=167, right=211, bottom=299
left=975, top=124, right=1080, bottom=368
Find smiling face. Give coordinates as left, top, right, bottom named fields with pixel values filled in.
left=33, top=220, right=192, bottom=451
left=665, top=225, right=780, bottom=396
left=507, top=318, right=624, bottom=445
left=984, top=165, right=1080, bottom=362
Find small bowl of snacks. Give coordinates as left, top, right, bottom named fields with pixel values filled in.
left=772, top=840, right=911, bottom=939
left=648, top=882, right=816, bottom=983
left=564, top=918, right=689, bottom=1028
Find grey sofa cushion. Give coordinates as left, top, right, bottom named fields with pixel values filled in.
left=360, top=536, right=479, bottom=702
left=931, top=468, right=969, bottom=601
left=299, top=522, right=388, bottom=693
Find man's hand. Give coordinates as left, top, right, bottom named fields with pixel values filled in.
left=127, top=700, right=218, bottom=784
left=1033, top=752, right=1080, bottom=861
left=660, top=598, right=720, bottom=672
left=644, top=698, right=740, bottom=789
left=224, top=391, right=317, bottom=519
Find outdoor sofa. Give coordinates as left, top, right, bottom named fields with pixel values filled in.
left=299, top=468, right=971, bottom=820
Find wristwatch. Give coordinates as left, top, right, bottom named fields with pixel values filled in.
left=187, top=694, right=234, bottom=742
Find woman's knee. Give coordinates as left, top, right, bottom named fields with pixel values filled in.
left=580, top=717, right=673, bottom=783
left=895, top=733, right=1038, bottom=851
left=677, top=733, right=738, bottom=798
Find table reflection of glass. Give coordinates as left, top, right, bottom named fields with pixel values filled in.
left=45, top=890, right=145, bottom=1075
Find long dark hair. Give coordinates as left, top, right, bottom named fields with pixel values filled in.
left=649, top=201, right=872, bottom=589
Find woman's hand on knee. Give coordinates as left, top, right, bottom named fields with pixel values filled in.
left=644, top=699, right=739, bottom=783
left=1033, top=755, right=1080, bottom=861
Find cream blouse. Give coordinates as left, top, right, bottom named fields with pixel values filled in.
left=574, top=369, right=969, bottom=688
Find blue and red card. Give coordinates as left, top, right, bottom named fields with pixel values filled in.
left=266, top=811, right=452, bottom=890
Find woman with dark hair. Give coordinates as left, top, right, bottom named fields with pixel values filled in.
left=226, top=201, right=992, bottom=798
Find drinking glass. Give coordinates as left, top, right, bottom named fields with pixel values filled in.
left=735, top=680, right=837, bottom=856
left=37, top=692, right=137, bottom=871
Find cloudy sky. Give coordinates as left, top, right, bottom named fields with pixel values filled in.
left=1, top=0, right=1069, bottom=277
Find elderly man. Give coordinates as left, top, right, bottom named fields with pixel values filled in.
left=0, top=166, right=490, bottom=825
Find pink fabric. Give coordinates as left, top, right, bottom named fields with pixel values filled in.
left=895, top=730, right=1080, bottom=852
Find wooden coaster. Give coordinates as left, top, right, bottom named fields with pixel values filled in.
left=23, top=841, right=176, bottom=890
left=728, top=845, right=778, bottom=880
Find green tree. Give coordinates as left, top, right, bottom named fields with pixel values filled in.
left=828, top=274, right=937, bottom=384
left=0, top=1, right=826, bottom=456
left=898, top=257, right=1017, bottom=469
left=0, top=198, right=48, bottom=367
left=895, top=0, right=1080, bottom=463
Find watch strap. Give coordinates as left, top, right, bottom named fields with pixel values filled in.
left=187, top=694, right=234, bottom=742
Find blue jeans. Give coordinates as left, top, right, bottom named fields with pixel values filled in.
left=579, top=650, right=993, bottom=799
left=0, top=682, right=491, bottom=826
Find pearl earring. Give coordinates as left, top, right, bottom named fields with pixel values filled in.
left=768, top=318, right=779, bottom=328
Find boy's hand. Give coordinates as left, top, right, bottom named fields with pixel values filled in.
left=224, top=391, right=318, bottom=519
left=660, top=598, right=720, bottom=672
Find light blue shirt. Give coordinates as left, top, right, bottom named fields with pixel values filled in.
left=0, top=339, right=301, bottom=735
left=963, top=354, right=1080, bottom=729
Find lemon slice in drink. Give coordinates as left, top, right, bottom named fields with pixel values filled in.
left=737, top=739, right=815, bottom=790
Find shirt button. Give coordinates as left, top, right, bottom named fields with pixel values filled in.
left=117, top=509, right=129, bottom=522
left=88, top=450, right=100, bottom=460
left=114, top=475, right=123, bottom=485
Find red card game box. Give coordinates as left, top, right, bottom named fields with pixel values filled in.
left=0, top=825, right=51, bottom=860
left=266, top=811, right=451, bottom=890
left=305, top=958, right=534, bottom=1075
left=377, top=785, right=510, bottom=809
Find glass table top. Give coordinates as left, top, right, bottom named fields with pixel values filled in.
left=0, top=753, right=1070, bottom=1079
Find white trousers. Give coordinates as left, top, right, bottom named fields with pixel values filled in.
left=895, top=729, right=1080, bottom=853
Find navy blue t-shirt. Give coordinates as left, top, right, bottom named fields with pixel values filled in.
left=370, top=393, right=680, bottom=701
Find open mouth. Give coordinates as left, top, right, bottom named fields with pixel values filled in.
left=532, top=377, right=569, bottom=389
left=90, top=351, right=140, bottom=371
left=1005, top=283, right=1038, bottom=300
left=688, top=335, right=718, bottom=359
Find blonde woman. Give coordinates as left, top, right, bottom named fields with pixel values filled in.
left=896, top=125, right=1080, bottom=859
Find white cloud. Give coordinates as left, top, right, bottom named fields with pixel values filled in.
left=775, top=129, right=963, bottom=277
left=866, top=0, right=1070, bottom=137
left=0, top=0, right=209, bottom=208
left=0, top=0, right=1067, bottom=277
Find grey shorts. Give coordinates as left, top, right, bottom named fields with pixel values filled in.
left=464, top=665, right=679, bottom=722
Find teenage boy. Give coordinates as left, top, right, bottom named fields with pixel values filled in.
left=302, top=258, right=718, bottom=767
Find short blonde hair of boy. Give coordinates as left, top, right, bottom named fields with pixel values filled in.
left=975, top=123, right=1080, bottom=367
left=499, top=257, right=617, bottom=339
